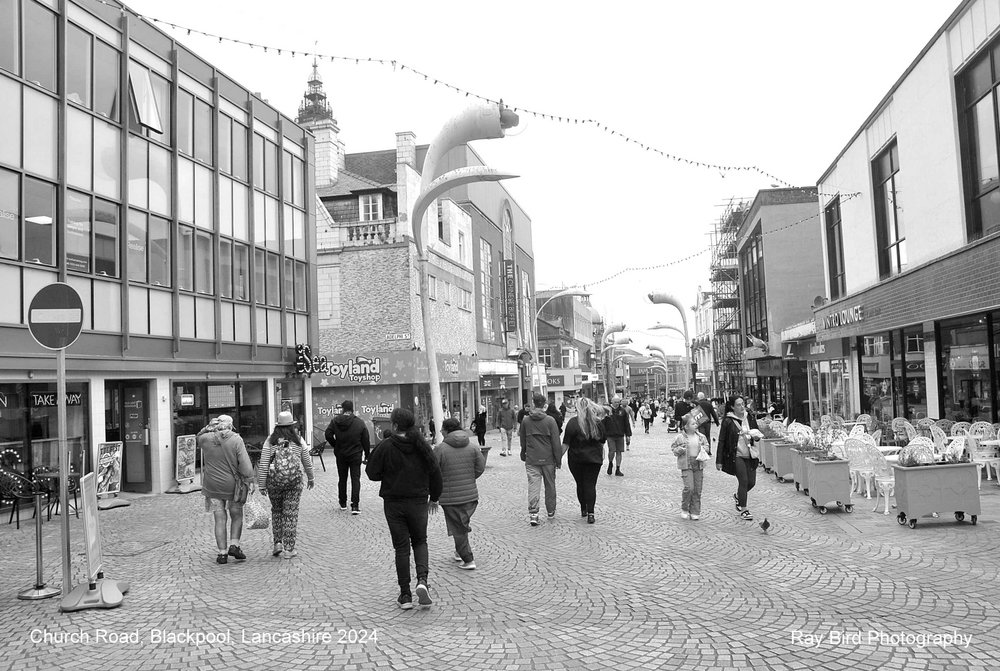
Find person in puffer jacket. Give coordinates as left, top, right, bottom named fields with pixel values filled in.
left=433, top=418, right=486, bottom=570
left=519, top=392, right=563, bottom=526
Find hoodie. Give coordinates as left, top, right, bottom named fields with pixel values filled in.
left=366, top=432, right=443, bottom=501
left=325, top=413, right=371, bottom=460
left=433, top=429, right=486, bottom=506
left=518, top=408, right=563, bottom=466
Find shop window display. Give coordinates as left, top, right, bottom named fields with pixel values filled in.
left=939, top=315, right=993, bottom=423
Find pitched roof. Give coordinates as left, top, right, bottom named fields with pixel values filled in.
left=344, top=145, right=429, bottom=186
left=316, top=169, right=382, bottom=198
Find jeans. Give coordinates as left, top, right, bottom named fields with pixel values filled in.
left=734, top=456, right=758, bottom=509
left=525, top=463, right=557, bottom=515
left=642, top=418, right=651, bottom=433
left=681, top=468, right=704, bottom=515
left=382, top=498, right=429, bottom=589
left=501, top=428, right=514, bottom=450
left=336, top=453, right=363, bottom=507
left=568, top=461, right=601, bottom=514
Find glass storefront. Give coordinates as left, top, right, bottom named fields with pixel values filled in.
left=938, top=314, right=995, bottom=423
left=171, top=380, right=268, bottom=451
left=807, top=359, right=852, bottom=423
left=860, top=328, right=928, bottom=423
left=0, top=382, right=90, bottom=475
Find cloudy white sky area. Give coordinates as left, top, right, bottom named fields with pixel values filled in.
left=126, top=0, right=958, bottom=357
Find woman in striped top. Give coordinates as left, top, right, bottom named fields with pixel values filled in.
left=257, top=411, right=314, bottom=559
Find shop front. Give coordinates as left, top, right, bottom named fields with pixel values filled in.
left=544, top=368, right=583, bottom=409
left=300, top=345, right=478, bottom=443
left=782, top=336, right=854, bottom=425
left=478, top=359, right=521, bottom=425
left=743, top=357, right=782, bottom=416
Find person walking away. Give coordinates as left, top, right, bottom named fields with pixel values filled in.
left=602, top=395, right=632, bottom=476
left=470, top=405, right=488, bottom=447
left=199, top=415, right=255, bottom=565
left=563, top=398, right=606, bottom=524
left=258, top=411, right=315, bottom=558
left=546, top=399, right=564, bottom=435
left=672, top=413, right=710, bottom=520
left=696, top=392, right=720, bottom=455
left=673, top=390, right=695, bottom=432
left=433, top=418, right=486, bottom=570
left=639, top=402, right=653, bottom=434
left=716, top=395, right=761, bottom=521
left=366, top=408, right=443, bottom=609
left=519, top=393, right=563, bottom=526
left=325, top=400, right=371, bottom=514
left=495, top=399, right=518, bottom=457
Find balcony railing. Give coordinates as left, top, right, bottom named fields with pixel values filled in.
left=329, top=218, right=400, bottom=248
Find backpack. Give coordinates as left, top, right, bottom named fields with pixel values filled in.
left=267, top=439, right=303, bottom=490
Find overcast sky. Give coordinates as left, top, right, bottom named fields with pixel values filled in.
left=126, top=0, right=958, bottom=357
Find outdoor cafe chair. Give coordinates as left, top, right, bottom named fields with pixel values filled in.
left=0, top=468, right=44, bottom=530
left=845, top=437, right=875, bottom=498
left=915, top=418, right=935, bottom=438
left=969, top=421, right=996, bottom=441
left=934, top=418, right=954, bottom=434
left=929, top=424, right=949, bottom=453
left=854, top=413, right=873, bottom=432
left=849, top=424, right=866, bottom=437
left=891, top=418, right=916, bottom=446
left=864, top=444, right=896, bottom=515
left=871, top=428, right=882, bottom=445
left=950, top=421, right=971, bottom=436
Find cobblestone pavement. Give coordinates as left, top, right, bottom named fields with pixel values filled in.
left=2, top=421, right=999, bottom=670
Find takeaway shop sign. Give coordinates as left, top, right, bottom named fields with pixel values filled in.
left=295, top=344, right=382, bottom=383
left=822, top=304, right=864, bottom=330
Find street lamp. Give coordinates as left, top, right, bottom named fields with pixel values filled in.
left=413, top=102, right=518, bottom=440
left=648, top=292, right=693, bottom=391
left=533, top=288, right=591, bottom=393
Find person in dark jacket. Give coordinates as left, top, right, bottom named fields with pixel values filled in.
left=563, top=398, right=606, bottom=524
left=470, top=405, right=488, bottom=447
left=433, top=418, right=486, bottom=570
left=602, top=395, right=632, bottom=476
left=696, top=392, right=720, bottom=455
left=519, top=393, right=563, bottom=526
left=366, top=407, right=443, bottom=610
left=673, top=390, right=695, bottom=432
left=716, top=395, right=761, bottom=521
left=325, top=400, right=371, bottom=514
left=545, top=400, right=564, bottom=434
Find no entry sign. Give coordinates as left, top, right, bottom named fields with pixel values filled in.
left=28, top=283, right=84, bottom=350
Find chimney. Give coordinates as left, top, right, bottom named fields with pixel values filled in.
left=312, top=121, right=341, bottom=188
left=396, top=131, right=416, bottom=169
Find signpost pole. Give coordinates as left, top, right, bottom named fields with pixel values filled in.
left=57, top=347, right=71, bottom=593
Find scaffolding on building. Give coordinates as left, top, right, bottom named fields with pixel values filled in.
left=710, top=198, right=747, bottom=396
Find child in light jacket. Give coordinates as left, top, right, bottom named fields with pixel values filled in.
left=670, top=413, right=710, bottom=520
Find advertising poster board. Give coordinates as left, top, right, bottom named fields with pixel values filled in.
left=80, top=473, right=103, bottom=582
left=175, top=434, right=197, bottom=482
left=96, top=442, right=123, bottom=495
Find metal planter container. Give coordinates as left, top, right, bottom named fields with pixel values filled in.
left=791, top=448, right=826, bottom=494
left=772, top=442, right=796, bottom=483
left=805, top=457, right=854, bottom=514
left=892, top=462, right=981, bottom=529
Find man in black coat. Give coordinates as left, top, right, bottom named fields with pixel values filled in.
left=545, top=400, right=564, bottom=434
left=696, top=392, right=720, bottom=455
left=325, top=399, right=371, bottom=514
left=673, top=390, right=695, bottom=432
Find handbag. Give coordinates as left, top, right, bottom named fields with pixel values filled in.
left=244, top=490, right=271, bottom=530
left=233, top=479, right=250, bottom=504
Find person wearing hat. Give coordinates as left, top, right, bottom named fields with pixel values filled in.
left=257, top=411, right=314, bottom=559
left=199, top=414, right=255, bottom=565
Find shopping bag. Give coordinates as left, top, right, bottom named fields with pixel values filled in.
left=689, top=405, right=708, bottom=427
left=244, top=490, right=271, bottom=530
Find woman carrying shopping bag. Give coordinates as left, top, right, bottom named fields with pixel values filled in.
left=257, top=411, right=314, bottom=558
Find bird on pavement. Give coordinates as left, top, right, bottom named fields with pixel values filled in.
left=759, top=518, right=770, bottom=533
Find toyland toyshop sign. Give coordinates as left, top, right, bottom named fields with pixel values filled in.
left=296, top=345, right=382, bottom=383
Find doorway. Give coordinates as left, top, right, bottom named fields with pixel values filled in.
left=105, top=381, right=151, bottom=493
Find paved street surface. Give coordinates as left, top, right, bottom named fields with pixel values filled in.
left=2, top=421, right=999, bottom=670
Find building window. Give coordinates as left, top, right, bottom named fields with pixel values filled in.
left=437, top=200, right=450, bottom=244
left=127, top=61, right=164, bottom=136
left=872, top=141, right=906, bottom=279
left=938, top=315, right=992, bottom=423
left=428, top=275, right=437, bottom=300
left=24, top=0, right=57, bottom=93
left=739, top=225, right=767, bottom=343
left=359, top=193, right=382, bottom=222
left=459, top=288, right=472, bottom=312
left=824, top=197, right=845, bottom=300
left=24, top=176, right=56, bottom=266
left=960, top=46, right=1000, bottom=240
left=194, top=231, right=213, bottom=294
left=443, top=280, right=451, bottom=305
left=458, top=231, right=466, bottom=264
left=561, top=347, right=578, bottom=368
left=539, top=348, right=552, bottom=367
left=480, top=239, right=494, bottom=340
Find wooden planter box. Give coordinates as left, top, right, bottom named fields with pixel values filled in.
left=772, top=442, right=796, bottom=482
left=791, top=448, right=826, bottom=494
left=759, top=438, right=782, bottom=473
left=892, top=462, right=981, bottom=529
left=805, top=457, right=853, bottom=513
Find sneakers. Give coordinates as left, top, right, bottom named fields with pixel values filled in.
left=216, top=553, right=228, bottom=565
left=339, top=503, right=348, bottom=511
left=733, top=493, right=741, bottom=511
left=740, top=509, right=754, bottom=521
left=397, top=592, right=413, bottom=610
left=680, top=511, right=690, bottom=520
left=547, top=511, right=556, bottom=518
left=415, top=582, right=432, bottom=607
left=587, top=513, right=595, bottom=524
left=228, top=544, right=246, bottom=561
left=529, top=514, right=539, bottom=526
left=281, top=549, right=299, bottom=558
left=458, top=561, right=476, bottom=570
left=350, top=504, right=360, bottom=515
left=272, top=542, right=283, bottom=557
left=453, top=553, right=464, bottom=562
left=615, top=470, right=624, bottom=477
left=690, top=514, right=700, bottom=521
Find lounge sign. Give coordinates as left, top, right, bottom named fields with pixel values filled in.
left=823, top=304, right=864, bottom=330
left=295, top=344, right=382, bottom=383
left=503, top=260, right=517, bottom=333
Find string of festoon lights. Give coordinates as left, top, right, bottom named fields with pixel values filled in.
left=574, top=191, right=862, bottom=289
left=91, top=0, right=842, bottom=197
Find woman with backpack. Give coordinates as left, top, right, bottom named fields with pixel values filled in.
left=257, top=411, right=314, bottom=559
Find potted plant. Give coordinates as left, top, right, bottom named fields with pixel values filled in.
left=757, top=421, right=784, bottom=474
left=791, top=433, right=827, bottom=495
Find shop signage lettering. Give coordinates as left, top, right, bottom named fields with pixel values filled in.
left=443, top=359, right=459, bottom=377
left=0, top=392, right=7, bottom=408
left=385, top=333, right=411, bottom=341
left=296, top=344, right=383, bottom=382
left=810, top=342, right=826, bottom=355
left=31, top=392, right=83, bottom=407
left=823, top=305, right=864, bottom=329
left=548, top=375, right=565, bottom=386
left=481, top=378, right=493, bottom=388
left=360, top=403, right=394, bottom=417
left=503, top=260, right=517, bottom=333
